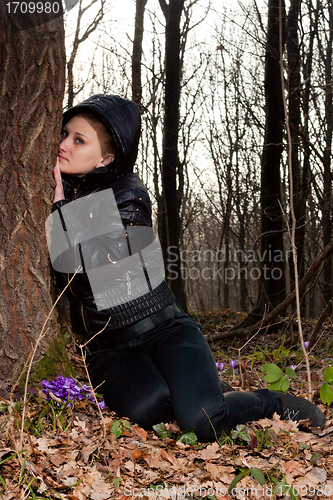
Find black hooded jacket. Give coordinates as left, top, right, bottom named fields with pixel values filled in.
left=50, top=95, right=175, bottom=338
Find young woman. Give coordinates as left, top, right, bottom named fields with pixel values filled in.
left=49, top=94, right=325, bottom=442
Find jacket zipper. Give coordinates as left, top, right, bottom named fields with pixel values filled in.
left=67, top=277, right=90, bottom=337
left=63, top=178, right=85, bottom=201
left=64, top=178, right=90, bottom=335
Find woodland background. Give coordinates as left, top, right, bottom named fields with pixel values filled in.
left=64, top=0, right=333, bottom=318
left=1, top=0, right=333, bottom=380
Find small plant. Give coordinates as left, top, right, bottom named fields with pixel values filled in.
left=110, top=418, right=131, bottom=438
left=229, top=360, right=237, bottom=379
left=215, top=362, right=224, bottom=373
left=260, top=363, right=297, bottom=392
left=228, top=466, right=265, bottom=494
left=112, top=477, right=123, bottom=488
left=218, top=430, right=233, bottom=446
left=320, top=366, right=333, bottom=406
left=230, top=424, right=250, bottom=444
left=217, top=424, right=250, bottom=447
left=251, top=428, right=277, bottom=451
left=273, top=481, right=300, bottom=499
left=152, top=422, right=198, bottom=445
left=176, top=429, right=197, bottom=446
left=152, top=422, right=171, bottom=439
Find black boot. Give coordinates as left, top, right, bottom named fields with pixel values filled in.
left=272, top=391, right=326, bottom=428
left=220, top=380, right=235, bottom=393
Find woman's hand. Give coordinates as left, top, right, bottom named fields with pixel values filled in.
left=53, top=160, right=65, bottom=203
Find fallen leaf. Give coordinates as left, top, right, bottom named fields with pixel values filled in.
left=197, top=442, right=221, bottom=460
left=132, top=424, right=147, bottom=441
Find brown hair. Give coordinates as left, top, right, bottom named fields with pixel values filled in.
left=75, top=111, right=116, bottom=158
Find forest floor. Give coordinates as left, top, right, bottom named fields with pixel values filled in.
left=1, top=310, right=333, bottom=500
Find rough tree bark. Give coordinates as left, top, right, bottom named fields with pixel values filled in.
left=158, top=0, right=187, bottom=310
left=0, top=9, right=66, bottom=384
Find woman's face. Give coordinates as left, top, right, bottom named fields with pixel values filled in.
left=57, top=115, right=113, bottom=177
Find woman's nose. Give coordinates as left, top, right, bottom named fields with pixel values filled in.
left=59, top=138, right=68, bottom=151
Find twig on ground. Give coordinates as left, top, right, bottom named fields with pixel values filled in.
left=74, top=317, right=112, bottom=441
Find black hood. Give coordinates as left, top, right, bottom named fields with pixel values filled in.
left=62, top=94, right=141, bottom=188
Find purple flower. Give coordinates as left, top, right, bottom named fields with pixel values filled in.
left=99, top=400, right=106, bottom=410
left=290, top=365, right=297, bottom=371
left=304, top=341, right=310, bottom=351
left=229, top=360, right=237, bottom=370
left=216, top=362, right=224, bottom=372
left=41, top=376, right=105, bottom=409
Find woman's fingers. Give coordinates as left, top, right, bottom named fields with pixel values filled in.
left=54, top=160, right=62, bottom=184
left=53, top=161, right=65, bottom=202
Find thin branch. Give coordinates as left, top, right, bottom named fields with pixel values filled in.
left=19, top=267, right=82, bottom=452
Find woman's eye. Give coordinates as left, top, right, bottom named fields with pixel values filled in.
left=75, top=138, right=84, bottom=144
left=61, top=131, right=68, bottom=139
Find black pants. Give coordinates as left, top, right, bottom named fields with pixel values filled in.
left=87, top=311, right=283, bottom=442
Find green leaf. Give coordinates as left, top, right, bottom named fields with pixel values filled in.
left=112, top=477, right=123, bottom=488
left=323, top=366, right=333, bottom=383
left=231, top=424, right=250, bottom=443
left=176, top=431, right=197, bottom=446
left=152, top=422, right=171, bottom=439
left=261, top=363, right=284, bottom=383
left=310, top=452, right=321, bottom=465
left=290, top=486, right=300, bottom=500
left=149, top=483, right=164, bottom=491
left=320, top=382, right=333, bottom=406
left=285, top=367, right=297, bottom=379
left=268, top=376, right=290, bottom=392
left=228, top=470, right=250, bottom=494
left=122, top=419, right=131, bottom=429
left=0, top=474, right=7, bottom=489
left=110, top=420, right=123, bottom=438
left=250, top=467, right=265, bottom=486
left=273, top=482, right=289, bottom=495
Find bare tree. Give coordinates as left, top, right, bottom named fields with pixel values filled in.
left=154, top=0, right=185, bottom=309
left=132, top=0, right=149, bottom=106
left=67, top=0, right=106, bottom=109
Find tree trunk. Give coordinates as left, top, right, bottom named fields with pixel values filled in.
left=132, top=0, right=149, bottom=106
left=300, top=0, right=316, bottom=315
left=287, top=0, right=304, bottom=298
left=0, top=10, right=65, bottom=384
left=321, top=1, right=333, bottom=303
left=158, top=0, right=187, bottom=310
left=259, top=0, right=287, bottom=310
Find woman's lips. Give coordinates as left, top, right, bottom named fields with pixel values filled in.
left=57, top=155, right=68, bottom=161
